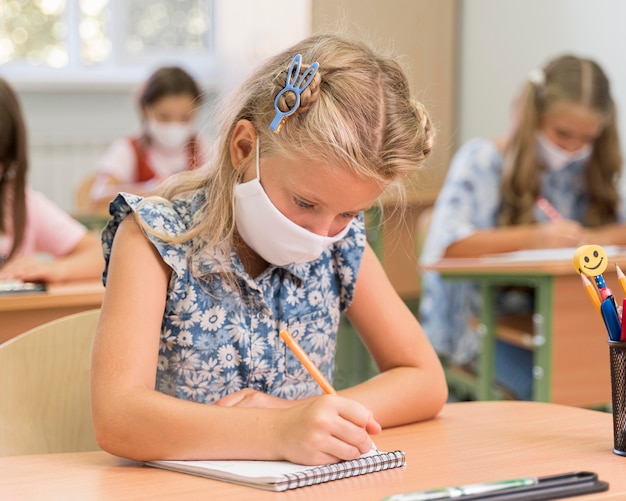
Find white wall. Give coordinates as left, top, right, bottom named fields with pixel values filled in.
left=458, top=0, right=626, bottom=166
left=214, top=0, right=311, bottom=89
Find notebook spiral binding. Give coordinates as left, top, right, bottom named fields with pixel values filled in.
left=282, top=450, right=406, bottom=490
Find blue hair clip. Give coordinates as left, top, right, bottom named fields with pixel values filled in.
left=269, top=53, right=319, bottom=133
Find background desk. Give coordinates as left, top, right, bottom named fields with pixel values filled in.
left=0, top=401, right=622, bottom=500
left=0, top=280, right=104, bottom=344
left=426, top=251, right=626, bottom=406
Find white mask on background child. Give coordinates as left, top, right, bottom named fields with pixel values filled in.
left=234, top=139, right=352, bottom=266
left=147, top=119, right=195, bottom=150
left=536, top=131, right=592, bottom=172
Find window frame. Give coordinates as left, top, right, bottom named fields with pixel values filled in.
left=0, top=0, right=217, bottom=91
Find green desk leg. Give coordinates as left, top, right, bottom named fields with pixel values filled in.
left=477, top=282, right=497, bottom=400
left=531, top=276, right=554, bottom=402
left=474, top=274, right=553, bottom=401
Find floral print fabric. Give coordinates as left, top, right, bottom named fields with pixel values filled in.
left=101, top=192, right=365, bottom=403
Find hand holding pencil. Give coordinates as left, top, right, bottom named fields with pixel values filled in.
left=279, top=329, right=381, bottom=453
left=536, top=197, right=562, bottom=222
left=536, top=197, right=588, bottom=247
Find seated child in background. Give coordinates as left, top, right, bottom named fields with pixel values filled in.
left=0, top=78, right=104, bottom=283
left=419, top=54, right=626, bottom=400
left=89, top=66, right=209, bottom=210
left=90, top=34, right=448, bottom=465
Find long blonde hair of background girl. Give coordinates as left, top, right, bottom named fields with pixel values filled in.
left=499, top=54, right=622, bottom=226
left=146, top=34, right=434, bottom=275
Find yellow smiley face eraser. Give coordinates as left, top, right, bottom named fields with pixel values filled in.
left=573, top=244, right=608, bottom=277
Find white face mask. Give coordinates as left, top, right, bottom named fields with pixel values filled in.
left=234, top=139, right=352, bottom=266
left=536, top=131, right=592, bottom=172
left=147, top=119, right=195, bottom=150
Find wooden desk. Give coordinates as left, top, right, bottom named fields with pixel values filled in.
left=0, top=401, right=622, bottom=499
left=426, top=250, right=626, bottom=407
left=0, top=280, right=104, bottom=344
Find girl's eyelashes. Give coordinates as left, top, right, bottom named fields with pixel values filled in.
left=294, top=197, right=314, bottom=209
left=293, top=197, right=359, bottom=219
left=554, top=128, right=597, bottom=144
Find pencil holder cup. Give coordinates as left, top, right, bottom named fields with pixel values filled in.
left=608, top=340, right=626, bottom=456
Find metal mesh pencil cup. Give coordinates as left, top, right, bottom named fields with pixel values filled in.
left=608, top=340, right=626, bottom=455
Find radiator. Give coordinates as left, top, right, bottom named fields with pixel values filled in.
left=28, top=140, right=110, bottom=214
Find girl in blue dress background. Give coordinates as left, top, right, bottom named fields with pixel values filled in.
left=419, top=54, right=626, bottom=400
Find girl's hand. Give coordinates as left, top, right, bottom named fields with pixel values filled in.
left=0, top=255, right=60, bottom=283
left=534, top=220, right=585, bottom=248
left=274, top=394, right=381, bottom=466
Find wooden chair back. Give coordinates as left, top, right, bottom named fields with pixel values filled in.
left=0, top=309, right=101, bottom=456
left=75, top=173, right=110, bottom=215
left=415, top=205, right=434, bottom=263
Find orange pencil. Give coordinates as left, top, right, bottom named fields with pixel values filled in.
left=279, top=329, right=336, bottom=394
left=280, top=329, right=379, bottom=451
left=616, top=263, right=626, bottom=297
left=580, top=272, right=601, bottom=317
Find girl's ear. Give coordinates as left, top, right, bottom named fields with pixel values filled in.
left=229, top=120, right=257, bottom=171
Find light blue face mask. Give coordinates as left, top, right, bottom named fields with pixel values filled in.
left=234, top=139, right=351, bottom=266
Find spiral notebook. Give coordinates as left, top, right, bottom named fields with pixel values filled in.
left=146, top=448, right=406, bottom=491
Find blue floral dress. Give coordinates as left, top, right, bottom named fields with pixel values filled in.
left=101, top=192, right=366, bottom=403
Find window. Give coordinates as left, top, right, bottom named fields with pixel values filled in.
left=0, top=0, right=215, bottom=86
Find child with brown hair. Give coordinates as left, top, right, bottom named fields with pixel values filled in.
left=89, top=66, right=209, bottom=209
left=0, top=77, right=103, bottom=283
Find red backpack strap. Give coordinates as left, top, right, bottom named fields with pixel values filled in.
left=129, top=136, right=156, bottom=182
left=186, top=137, right=200, bottom=171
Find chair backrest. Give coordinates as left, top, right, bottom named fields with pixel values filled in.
left=415, top=206, right=434, bottom=264
left=0, top=309, right=101, bottom=456
left=75, top=172, right=110, bottom=216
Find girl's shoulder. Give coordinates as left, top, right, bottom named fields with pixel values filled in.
left=448, top=137, right=504, bottom=178
left=101, top=192, right=205, bottom=279
left=455, top=137, right=502, bottom=162
left=24, top=187, right=53, bottom=208
left=21, top=189, right=86, bottom=256
left=25, top=188, right=76, bottom=219
left=105, top=192, right=201, bottom=240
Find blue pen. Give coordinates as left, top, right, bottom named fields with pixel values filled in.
left=593, top=274, right=621, bottom=340
left=600, top=297, right=622, bottom=341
